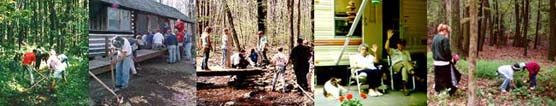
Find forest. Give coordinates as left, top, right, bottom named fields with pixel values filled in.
left=428, top=0, right=556, bottom=105
left=195, top=0, right=314, bottom=105
left=196, top=0, right=313, bottom=51
left=0, top=0, right=89, bottom=105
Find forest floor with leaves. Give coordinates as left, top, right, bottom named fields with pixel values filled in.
left=195, top=49, right=315, bottom=106
left=89, top=56, right=196, bottom=106
left=426, top=45, right=556, bottom=105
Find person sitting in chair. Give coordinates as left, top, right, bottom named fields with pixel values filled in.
left=385, top=29, right=414, bottom=96
left=351, top=43, right=383, bottom=97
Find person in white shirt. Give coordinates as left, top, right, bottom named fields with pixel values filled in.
left=497, top=63, right=522, bottom=93
left=231, top=49, right=254, bottom=69
left=221, top=28, right=232, bottom=68
left=110, top=36, right=133, bottom=91
left=351, top=43, right=383, bottom=96
left=47, top=50, right=67, bottom=79
left=153, top=29, right=165, bottom=50
left=271, top=47, right=288, bottom=92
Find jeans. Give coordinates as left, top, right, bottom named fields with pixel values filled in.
left=25, top=66, right=34, bottom=85
left=201, top=50, right=210, bottom=69
left=530, top=73, right=537, bottom=88
left=184, top=42, right=192, bottom=60
left=116, top=55, right=132, bottom=88
left=177, top=44, right=182, bottom=61
left=222, top=48, right=228, bottom=67
left=168, top=45, right=177, bottom=63
left=130, top=57, right=137, bottom=74
left=272, top=66, right=286, bottom=92
left=498, top=71, right=511, bottom=91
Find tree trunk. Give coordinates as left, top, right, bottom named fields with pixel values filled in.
left=514, top=0, right=521, bottom=47
left=453, top=0, right=461, bottom=55
left=288, top=0, right=295, bottom=50
left=257, top=0, right=266, bottom=32
left=523, top=0, right=530, bottom=56
left=534, top=0, right=541, bottom=49
left=549, top=0, right=556, bottom=61
left=463, top=5, right=470, bottom=57
left=478, top=0, right=484, bottom=53
left=468, top=0, right=479, bottom=105
left=297, top=0, right=301, bottom=39
left=491, top=0, right=498, bottom=46
left=224, top=0, right=241, bottom=50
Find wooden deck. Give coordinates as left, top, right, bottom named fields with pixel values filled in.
left=89, top=49, right=167, bottom=75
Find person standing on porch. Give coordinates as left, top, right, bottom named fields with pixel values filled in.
left=165, top=29, right=179, bottom=64
left=153, top=29, right=165, bottom=50
left=184, top=27, right=193, bottom=61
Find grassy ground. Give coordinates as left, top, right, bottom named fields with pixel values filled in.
left=426, top=52, right=556, bottom=105
left=0, top=55, right=88, bottom=105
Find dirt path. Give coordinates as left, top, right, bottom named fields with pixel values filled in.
left=89, top=57, right=196, bottom=106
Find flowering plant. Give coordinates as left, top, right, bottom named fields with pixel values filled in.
left=338, top=93, right=365, bottom=106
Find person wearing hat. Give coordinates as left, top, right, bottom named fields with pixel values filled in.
left=496, top=63, right=523, bottom=93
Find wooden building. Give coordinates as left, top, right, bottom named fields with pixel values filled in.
left=88, top=0, right=195, bottom=58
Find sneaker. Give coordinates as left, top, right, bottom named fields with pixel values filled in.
left=501, top=90, right=507, bottom=93
left=375, top=90, right=383, bottom=96
left=530, top=87, right=536, bottom=90
left=368, top=90, right=378, bottom=97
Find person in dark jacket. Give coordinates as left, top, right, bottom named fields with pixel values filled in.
left=432, top=24, right=460, bottom=96
left=290, top=38, right=311, bottom=91
left=165, top=29, right=179, bottom=63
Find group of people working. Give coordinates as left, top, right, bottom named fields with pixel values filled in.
left=20, top=47, right=68, bottom=87
left=199, top=27, right=312, bottom=91
left=109, top=20, right=193, bottom=91
left=431, top=24, right=541, bottom=96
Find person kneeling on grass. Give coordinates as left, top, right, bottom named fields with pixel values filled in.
left=231, top=49, right=255, bottom=69
left=497, top=63, right=523, bottom=93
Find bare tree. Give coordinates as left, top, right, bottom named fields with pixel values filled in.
left=468, top=0, right=479, bottom=105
